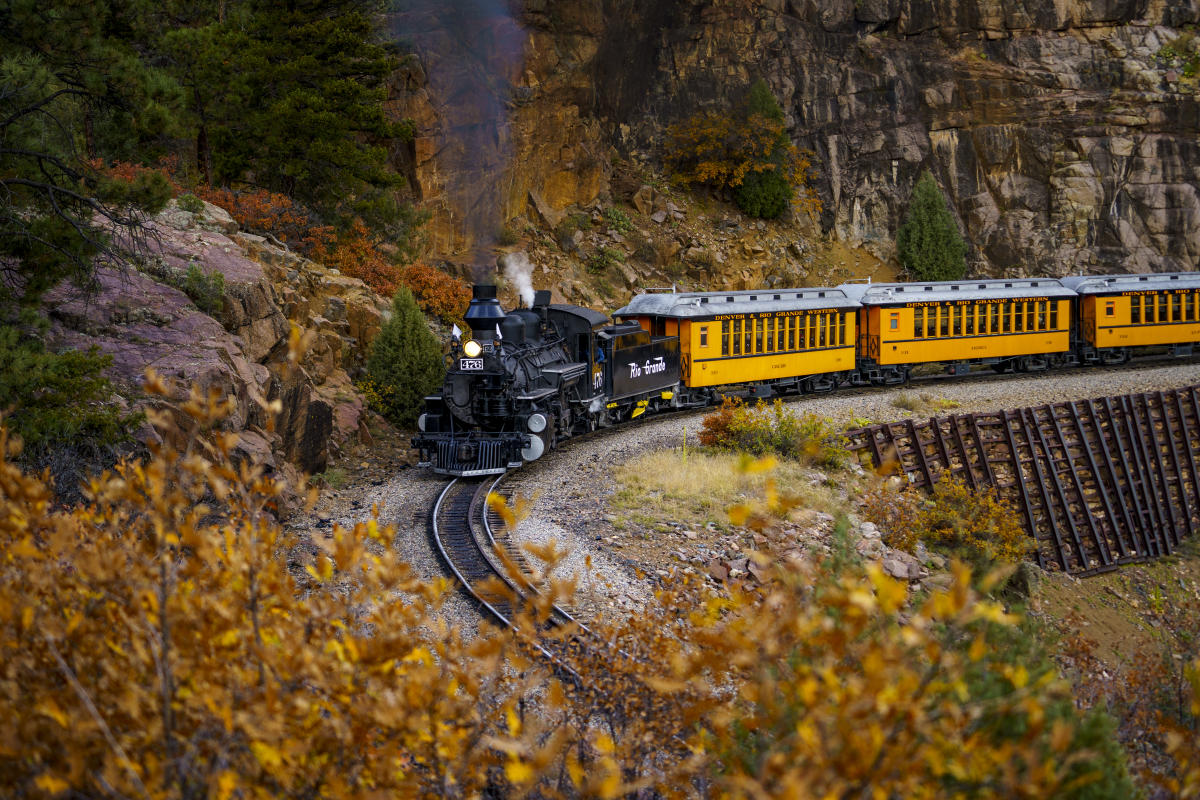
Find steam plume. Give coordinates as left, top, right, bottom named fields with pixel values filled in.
left=501, top=251, right=536, bottom=308
left=389, top=0, right=525, bottom=279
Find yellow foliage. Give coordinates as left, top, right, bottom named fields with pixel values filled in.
left=863, top=475, right=1034, bottom=568
left=0, top=379, right=1129, bottom=798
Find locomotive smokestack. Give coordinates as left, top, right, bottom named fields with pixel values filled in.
left=464, top=284, right=506, bottom=336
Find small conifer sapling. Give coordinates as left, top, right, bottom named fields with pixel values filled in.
left=896, top=170, right=968, bottom=282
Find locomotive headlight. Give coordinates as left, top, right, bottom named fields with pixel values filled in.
left=463, top=339, right=482, bottom=358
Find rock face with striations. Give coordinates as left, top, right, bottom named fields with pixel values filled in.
left=391, top=0, right=1200, bottom=277
left=46, top=199, right=388, bottom=485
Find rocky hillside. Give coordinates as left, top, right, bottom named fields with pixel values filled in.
left=391, top=0, right=1200, bottom=281
left=46, top=200, right=388, bottom=494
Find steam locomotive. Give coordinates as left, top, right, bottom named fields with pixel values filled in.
left=413, top=272, right=1200, bottom=477
left=412, top=284, right=689, bottom=476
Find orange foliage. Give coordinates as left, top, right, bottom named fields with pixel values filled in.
left=92, top=156, right=183, bottom=193
left=401, top=263, right=471, bottom=324
left=306, top=218, right=400, bottom=297
left=196, top=186, right=324, bottom=251
left=0, top=388, right=1135, bottom=798
left=699, top=396, right=744, bottom=447
left=665, top=111, right=820, bottom=217
left=862, top=475, right=1033, bottom=567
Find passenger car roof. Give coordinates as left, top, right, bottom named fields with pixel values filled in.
left=614, top=287, right=857, bottom=319
left=837, top=278, right=1074, bottom=305
left=1060, top=272, right=1200, bottom=294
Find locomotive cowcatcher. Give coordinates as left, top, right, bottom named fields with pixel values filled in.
left=412, top=284, right=683, bottom=476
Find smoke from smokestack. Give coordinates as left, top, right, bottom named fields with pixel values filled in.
left=389, top=1, right=525, bottom=280
left=500, top=251, right=536, bottom=308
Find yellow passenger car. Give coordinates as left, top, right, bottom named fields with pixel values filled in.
left=613, top=287, right=859, bottom=393
left=1062, top=273, right=1200, bottom=361
left=840, top=278, right=1075, bottom=382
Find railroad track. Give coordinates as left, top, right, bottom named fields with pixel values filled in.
left=430, top=475, right=624, bottom=684
left=845, top=385, right=1200, bottom=576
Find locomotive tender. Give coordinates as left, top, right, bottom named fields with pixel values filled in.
left=413, top=272, right=1200, bottom=477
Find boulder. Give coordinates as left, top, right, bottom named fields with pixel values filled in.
left=632, top=185, right=658, bottom=216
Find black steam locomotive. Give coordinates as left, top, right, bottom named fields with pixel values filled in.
left=412, top=285, right=686, bottom=476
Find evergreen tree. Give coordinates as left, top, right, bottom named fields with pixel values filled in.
left=366, top=286, right=444, bottom=428
left=896, top=170, right=968, bottom=282
left=200, top=0, right=411, bottom=231
left=0, top=0, right=177, bottom=314
left=733, top=79, right=793, bottom=220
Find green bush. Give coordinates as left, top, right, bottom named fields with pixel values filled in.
left=554, top=212, right=593, bottom=251
left=734, top=167, right=792, bottom=219
left=0, top=325, right=129, bottom=454
left=497, top=224, right=520, bottom=246
left=365, top=286, right=444, bottom=428
left=181, top=263, right=226, bottom=314
left=587, top=246, right=626, bottom=275
left=177, top=193, right=205, bottom=213
left=896, top=170, right=967, bottom=282
left=603, top=206, right=633, bottom=233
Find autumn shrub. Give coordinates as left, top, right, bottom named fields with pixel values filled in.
left=699, top=396, right=846, bottom=468
left=196, top=186, right=324, bottom=250
left=400, top=262, right=471, bottom=325
left=92, top=158, right=181, bottom=202
left=0, top=394, right=1139, bottom=798
left=307, top=218, right=401, bottom=297
left=862, top=475, right=1034, bottom=571
left=665, top=79, right=820, bottom=220
left=0, top=374, right=515, bottom=799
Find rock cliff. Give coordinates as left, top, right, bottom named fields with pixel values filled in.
left=46, top=200, right=388, bottom=490
left=392, top=0, right=1200, bottom=278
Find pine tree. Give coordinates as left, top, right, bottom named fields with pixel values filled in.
left=896, top=170, right=968, bottom=282
left=366, top=286, right=444, bottom=428
left=0, top=0, right=177, bottom=314
left=205, top=0, right=410, bottom=230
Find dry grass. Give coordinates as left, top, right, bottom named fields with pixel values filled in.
left=891, top=391, right=961, bottom=414
left=611, top=449, right=848, bottom=532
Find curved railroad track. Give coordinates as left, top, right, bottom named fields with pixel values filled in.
left=430, top=475, right=609, bottom=683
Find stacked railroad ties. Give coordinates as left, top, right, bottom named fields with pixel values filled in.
left=844, top=387, right=1200, bottom=576
left=837, top=276, right=1200, bottom=575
